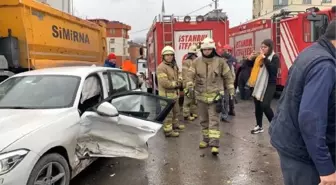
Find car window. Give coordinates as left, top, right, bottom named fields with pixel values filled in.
left=110, top=72, right=130, bottom=93
left=128, top=73, right=139, bottom=90
left=0, top=75, right=80, bottom=109
left=79, top=75, right=103, bottom=113
left=110, top=93, right=170, bottom=122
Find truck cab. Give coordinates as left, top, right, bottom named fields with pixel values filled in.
left=303, top=6, right=335, bottom=43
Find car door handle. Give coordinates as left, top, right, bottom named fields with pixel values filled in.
left=137, top=126, right=156, bottom=133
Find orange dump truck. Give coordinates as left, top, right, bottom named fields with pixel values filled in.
left=0, top=0, right=107, bottom=82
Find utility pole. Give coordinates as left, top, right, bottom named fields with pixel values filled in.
left=212, top=0, right=218, bottom=10
left=212, top=0, right=219, bottom=20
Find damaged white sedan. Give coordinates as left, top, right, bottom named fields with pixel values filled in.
left=0, top=66, right=174, bottom=185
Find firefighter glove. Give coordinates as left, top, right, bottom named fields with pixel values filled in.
left=186, top=81, right=194, bottom=88
left=176, top=81, right=183, bottom=89
left=215, top=94, right=225, bottom=113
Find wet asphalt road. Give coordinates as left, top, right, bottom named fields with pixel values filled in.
left=71, top=99, right=284, bottom=185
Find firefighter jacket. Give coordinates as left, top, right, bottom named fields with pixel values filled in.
left=157, top=61, right=179, bottom=99
left=182, top=59, right=193, bottom=87
left=186, top=56, right=235, bottom=103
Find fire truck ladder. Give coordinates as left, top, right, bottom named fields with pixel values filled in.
left=274, top=18, right=281, bottom=56
left=162, top=15, right=174, bottom=46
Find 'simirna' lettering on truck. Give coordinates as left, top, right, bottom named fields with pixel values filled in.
left=52, top=25, right=90, bottom=44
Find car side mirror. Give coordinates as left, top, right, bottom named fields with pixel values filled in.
left=96, top=102, right=119, bottom=117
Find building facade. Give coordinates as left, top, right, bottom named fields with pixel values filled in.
left=106, top=21, right=131, bottom=67
left=128, top=41, right=146, bottom=63
left=253, top=0, right=335, bottom=19
left=35, top=0, right=72, bottom=14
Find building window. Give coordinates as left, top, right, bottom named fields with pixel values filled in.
left=273, top=0, right=287, bottom=10
left=110, top=38, right=115, bottom=43
left=302, top=0, right=311, bottom=4
left=110, top=29, right=115, bottom=34
left=110, top=48, right=115, bottom=53
left=321, top=0, right=331, bottom=3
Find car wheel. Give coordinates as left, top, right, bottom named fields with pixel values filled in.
left=27, top=153, right=71, bottom=185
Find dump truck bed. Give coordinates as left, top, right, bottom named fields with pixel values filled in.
left=0, top=0, right=106, bottom=70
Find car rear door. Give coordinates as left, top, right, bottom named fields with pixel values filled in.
left=77, top=91, right=174, bottom=160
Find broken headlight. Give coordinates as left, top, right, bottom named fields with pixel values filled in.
left=0, top=149, right=29, bottom=175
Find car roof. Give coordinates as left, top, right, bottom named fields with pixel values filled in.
left=13, top=66, right=122, bottom=78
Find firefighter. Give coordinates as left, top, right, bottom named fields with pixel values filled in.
left=221, top=45, right=237, bottom=116
left=182, top=45, right=198, bottom=121
left=186, top=38, right=235, bottom=155
left=157, top=46, right=185, bottom=137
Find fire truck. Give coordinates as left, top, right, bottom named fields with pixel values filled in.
left=146, top=10, right=229, bottom=94
left=229, top=6, right=335, bottom=90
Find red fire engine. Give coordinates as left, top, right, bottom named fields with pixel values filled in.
left=146, top=10, right=229, bottom=94
left=230, top=6, right=335, bottom=90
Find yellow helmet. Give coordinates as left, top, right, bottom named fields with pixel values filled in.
left=201, top=37, right=216, bottom=49
left=188, top=45, right=198, bottom=54
left=161, top=46, right=175, bottom=55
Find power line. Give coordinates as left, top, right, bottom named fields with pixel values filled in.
left=129, top=28, right=150, bottom=34
left=186, top=2, right=213, bottom=15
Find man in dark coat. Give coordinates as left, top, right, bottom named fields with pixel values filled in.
left=221, top=45, right=237, bottom=116
left=269, top=19, right=336, bottom=185
left=235, top=55, right=255, bottom=100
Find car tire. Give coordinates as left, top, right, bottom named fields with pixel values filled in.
left=27, top=153, right=71, bottom=185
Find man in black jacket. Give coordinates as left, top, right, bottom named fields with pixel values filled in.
left=222, top=46, right=237, bottom=116
left=235, top=55, right=255, bottom=100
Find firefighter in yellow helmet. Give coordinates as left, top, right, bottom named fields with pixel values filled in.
left=182, top=45, right=198, bottom=121
left=157, top=46, right=185, bottom=137
left=185, top=37, right=235, bottom=155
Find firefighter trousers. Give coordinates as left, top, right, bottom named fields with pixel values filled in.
left=182, top=96, right=197, bottom=117
left=163, top=102, right=181, bottom=134
left=198, top=101, right=220, bottom=147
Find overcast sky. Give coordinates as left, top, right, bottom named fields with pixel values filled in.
left=72, top=0, right=252, bottom=40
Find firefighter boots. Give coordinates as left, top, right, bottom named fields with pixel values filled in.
left=174, top=124, right=185, bottom=131
left=165, top=131, right=180, bottom=137
left=211, top=147, right=219, bottom=155
left=191, top=113, right=198, bottom=119
left=199, top=141, right=209, bottom=148
left=184, top=115, right=195, bottom=121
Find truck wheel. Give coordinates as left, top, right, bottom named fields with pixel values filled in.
left=27, top=153, right=70, bottom=185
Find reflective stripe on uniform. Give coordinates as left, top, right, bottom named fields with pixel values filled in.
left=171, top=81, right=177, bottom=87
left=202, top=129, right=209, bottom=136
left=227, top=84, right=234, bottom=89
left=159, top=91, right=178, bottom=99
left=209, top=129, right=220, bottom=139
left=188, top=67, right=195, bottom=73
left=157, top=73, right=168, bottom=78
left=182, top=66, right=189, bottom=71
left=163, top=125, right=173, bottom=132
left=196, top=92, right=218, bottom=103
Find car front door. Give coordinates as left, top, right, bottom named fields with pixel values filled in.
left=77, top=91, right=174, bottom=160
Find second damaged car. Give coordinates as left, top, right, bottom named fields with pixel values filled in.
left=0, top=66, right=175, bottom=185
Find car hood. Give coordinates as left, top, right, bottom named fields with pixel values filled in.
left=0, top=109, right=73, bottom=151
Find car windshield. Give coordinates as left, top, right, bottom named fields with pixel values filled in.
left=0, top=75, right=80, bottom=109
